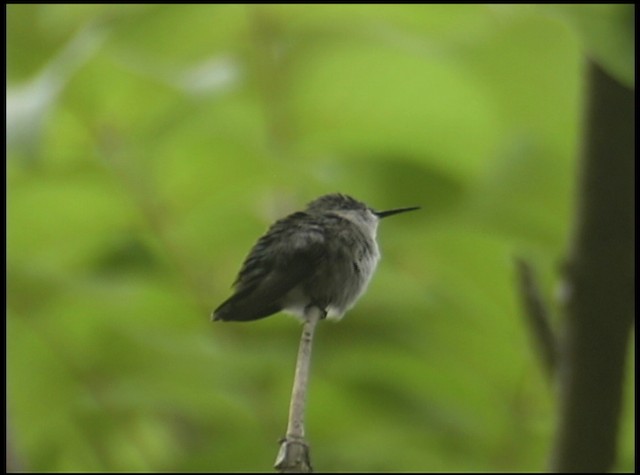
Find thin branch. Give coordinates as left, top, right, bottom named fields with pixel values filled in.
left=514, top=257, right=558, bottom=380
left=274, top=306, right=325, bottom=473
left=95, top=127, right=212, bottom=315
left=247, top=5, right=296, bottom=159
left=10, top=310, right=156, bottom=470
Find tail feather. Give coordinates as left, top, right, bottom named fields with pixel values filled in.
left=212, top=294, right=281, bottom=322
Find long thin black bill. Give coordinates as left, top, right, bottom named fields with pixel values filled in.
left=375, top=206, right=420, bottom=219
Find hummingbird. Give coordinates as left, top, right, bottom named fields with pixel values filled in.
left=212, top=193, right=419, bottom=322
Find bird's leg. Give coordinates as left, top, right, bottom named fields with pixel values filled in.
left=306, top=302, right=328, bottom=320
left=274, top=306, right=325, bottom=473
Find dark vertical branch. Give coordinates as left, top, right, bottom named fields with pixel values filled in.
left=550, top=61, right=634, bottom=472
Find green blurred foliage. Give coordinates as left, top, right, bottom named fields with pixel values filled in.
left=6, top=4, right=634, bottom=472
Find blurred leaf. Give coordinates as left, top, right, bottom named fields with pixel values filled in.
left=7, top=24, right=106, bottom=160
left=544, top=4, right=634, bottom=88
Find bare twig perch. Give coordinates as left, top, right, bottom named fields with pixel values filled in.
left=274, top=306, right=325, bottom=473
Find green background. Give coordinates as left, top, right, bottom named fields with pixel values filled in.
left=7, top=4, right=634, bottom=472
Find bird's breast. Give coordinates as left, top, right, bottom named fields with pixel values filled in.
left=279, top=218, right=381, bottom=321
left=313, top=231, right=379, bottom=320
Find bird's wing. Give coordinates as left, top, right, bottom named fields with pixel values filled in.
left=213, top=212, right=327, bottom=321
